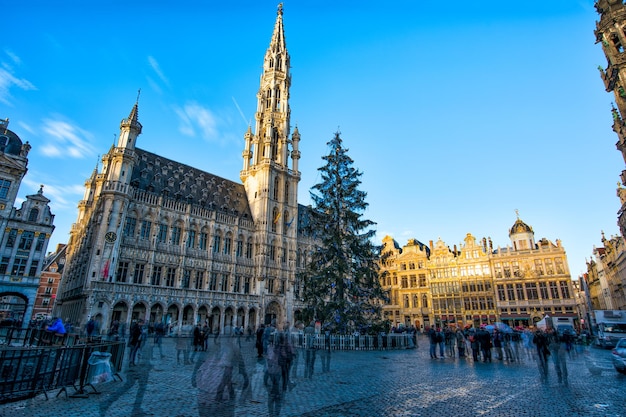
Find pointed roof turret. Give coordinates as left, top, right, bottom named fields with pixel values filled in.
left=120, top=101, right=142, bottom=135
left=117, top=95, right=142, bottom=149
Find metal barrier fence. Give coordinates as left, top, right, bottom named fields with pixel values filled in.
left=171, top=331, right=418, bottom=351
left=0, top=340, right=125, bottom=404
left=0, top=327, right=83, bottom=348
left=283, top=332, right=418, bottom=351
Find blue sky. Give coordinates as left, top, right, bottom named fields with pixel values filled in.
left=0, top=0, right=619, bottom=277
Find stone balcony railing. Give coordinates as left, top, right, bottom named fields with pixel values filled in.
left=90, top=281, right=262, bottom=307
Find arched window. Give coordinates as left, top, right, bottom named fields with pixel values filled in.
left=275, top=87, right=281, bottom=110
left=284, top=181, right=289, bottom=203
left=271, top=129, right=279, bottom=161
left=28, top=208, right=39, bottom=222
left=271, top=207, right=279, bottom=233
left=266, top=89, right=271, bottom=108
left=212, top=231, right=222, bottom=254
left=422, top=294, right=428, bottom=308
left=273, top=177, right=279, bottom=200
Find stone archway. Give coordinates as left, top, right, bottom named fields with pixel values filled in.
left=197, top=305, right=209, bottom=325
left=224, top=307, right=234, bottom=335
left=110, top=301, right=129, bottom=334
left=131, top=302, right=147, bottom=322
left=209, top=306, right=221, bottom=334
left=166, top=304, right=180, bottom=333
left=248, top=308, right=257, bottom=331
left=0, top=292, right=27, bottom=325
left=182, top=305, right=195, bottom=331
left=264, top=301, right=282, bottom=325
left=150, top=303, right=165, bottom=326
left=236, top=307, right=245, bottom=328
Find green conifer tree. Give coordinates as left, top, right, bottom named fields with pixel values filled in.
left=299, top=132, right=388, bottom=333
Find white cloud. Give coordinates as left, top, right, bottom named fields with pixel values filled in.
left=22, top=177, right=83, bottom=211
left=0, top=64, right=36, bottom=106
left=40, top=118, right=96, bottom=159
left=175, top=102, right=220, bottom=141
left=148, top=56, right=170, bottom=87
left=5, top=49, right=21, bottom=66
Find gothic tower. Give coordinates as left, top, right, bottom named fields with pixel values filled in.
left=241, top=4, right=301, bottom=321
left=595, top=0, right=626, bottom=236
left=60, top=102, right=140, bottom=319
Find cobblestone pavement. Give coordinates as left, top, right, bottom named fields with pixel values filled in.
left=1, top=335, right=625, bottom=417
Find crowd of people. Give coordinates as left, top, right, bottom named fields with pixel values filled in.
left=426, top=323, right=576, bottom=385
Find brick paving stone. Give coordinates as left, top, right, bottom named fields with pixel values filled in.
left=0, top=335, right=624, bottom=417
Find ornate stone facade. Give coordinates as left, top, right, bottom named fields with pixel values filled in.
left=380, top=216, right=577, bottom=330
left=0, top=118, right=55, bottom=325
left=591, top=1, right=626, bottom=312
left=56, top=5, right=313, bottom=335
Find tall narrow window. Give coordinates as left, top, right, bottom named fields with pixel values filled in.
left=28, top=260, right=39, bottom=277
left=194, top=271, right=204, bottom=290
left=0, top=179, right=11, bottom=199
left=133, top=264, right=145, bottom=284
left=273, top=177, right=279, bottom=200
left=123, top=217, right=137, bottom=238
left=182, top=270, right=191, bottom=288
left=236, top=238, right=243, bottom=257
left=171, top=226, right=181, bottom=245
left=11, top=257, right=27, bottom=276
left=116, top=262, right=129, bottom=283
left=224, top=234, right=232, bottom=255
left=516, top=283, right=525, bottom=300
left=0, top=257, right=9, bottom=274
left=166, top=267, right=176, bottom=287
left=213, top=234, right=221, bottom=253
left=549, top=281, right=559, bottom=299
left=157, top=224, right=168, bottom=243
left=35, top=233, right=45, bottom=251
left=272, top=207, right=279, bottom=233
left=151, top=266, right=162, bottom=286
left=209, top=273, right=218, bottom=291
left=18, top=231, right=34, bottom=250
left=539, top=282, right=549, bottom=299
left=220, top=274, right=229, bottom=292
left=187, top=230, right=196, bottom=248
left=140, top=220, right=152, bottom=240
left=497, top=285, right=505, bottom=301
left=506, top=284, right=515, bottom=301
left=284, top=181, right=289, bottom=204
left=199, top=232, right=208, bottom=250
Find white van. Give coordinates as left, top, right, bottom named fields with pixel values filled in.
left=593, top=310, right=626, bottom=348
left=535, top=315, right=575, bottom=335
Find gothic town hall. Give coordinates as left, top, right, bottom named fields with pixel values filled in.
left=56, top=5, right=313, bottom=334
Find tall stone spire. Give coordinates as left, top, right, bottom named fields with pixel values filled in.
left=240, top=3, right=300, bottom=255
left=241, top=3, right=292, bottom=174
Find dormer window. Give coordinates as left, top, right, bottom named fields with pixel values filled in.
left=28, top=208, right=39, bottom=222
